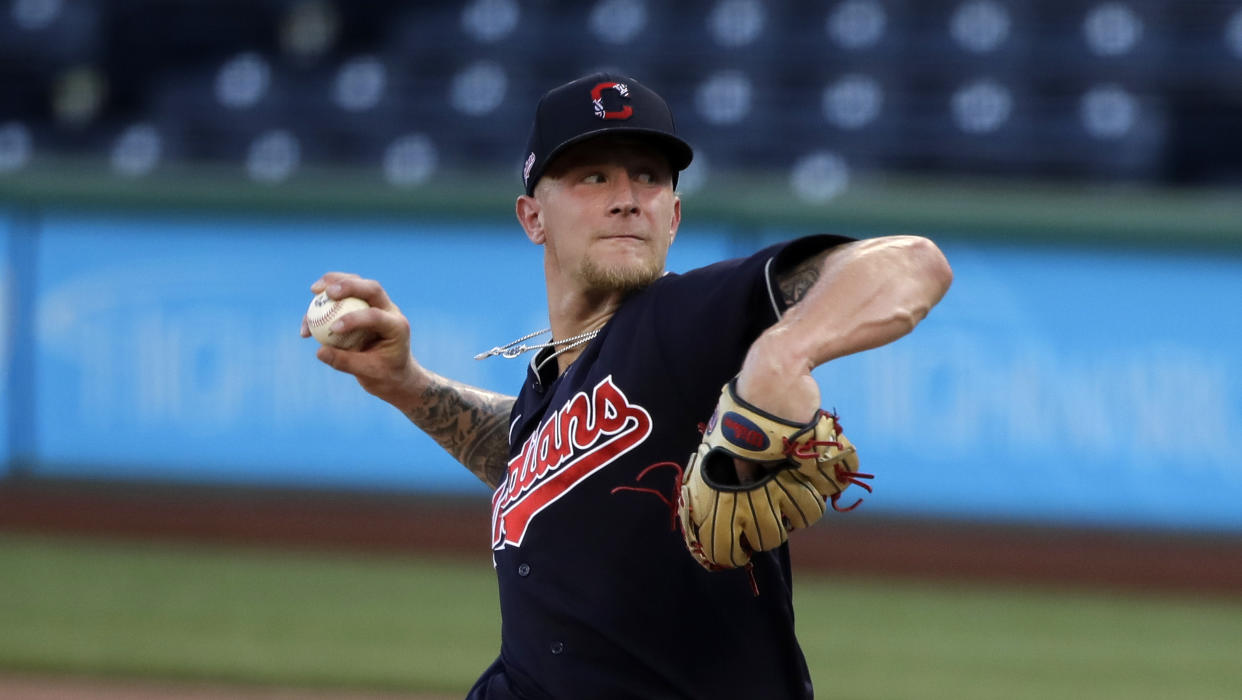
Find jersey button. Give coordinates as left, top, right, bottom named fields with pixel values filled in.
left=517, top=563, right=531, bottom=577
left=550, top=641, right=564, bottom=655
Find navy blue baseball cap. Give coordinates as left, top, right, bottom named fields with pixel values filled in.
left=521, top=73, right=694, bottom=195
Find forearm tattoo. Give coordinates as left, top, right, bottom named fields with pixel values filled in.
left=405, top=379, right=515, bottom=490
left=777, top=250, right=831, bottom=306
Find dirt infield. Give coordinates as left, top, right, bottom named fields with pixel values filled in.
left=3, top=477, right=1241, bottom=597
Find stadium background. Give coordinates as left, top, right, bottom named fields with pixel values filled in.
left=2, top=0, right=1241, bottom=698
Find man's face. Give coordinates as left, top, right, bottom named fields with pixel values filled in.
left=528, top=136, right=681, bottom=295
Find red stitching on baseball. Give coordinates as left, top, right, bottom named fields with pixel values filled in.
left=308, top=299, right=346, bottom=328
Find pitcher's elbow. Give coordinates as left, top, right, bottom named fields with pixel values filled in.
left=904, top=235, right=954, bottom=297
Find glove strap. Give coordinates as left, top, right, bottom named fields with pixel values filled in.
left=703, top=378, right=818, bottom=463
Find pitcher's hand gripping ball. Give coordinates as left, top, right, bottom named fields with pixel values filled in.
left=306, top=291, right=375, bottom=350
left=678, top=380, right=872, bottom=570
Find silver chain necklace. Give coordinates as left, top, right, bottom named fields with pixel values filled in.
left=474, top=326, right=603, bottom=372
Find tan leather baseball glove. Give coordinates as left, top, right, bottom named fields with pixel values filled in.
left=678, top=379, right=872, bottom=570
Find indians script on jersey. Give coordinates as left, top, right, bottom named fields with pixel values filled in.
left=491, top=376, right=652, bottom=550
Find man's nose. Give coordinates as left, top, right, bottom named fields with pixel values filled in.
left=608, top=176, right=640, bottom=215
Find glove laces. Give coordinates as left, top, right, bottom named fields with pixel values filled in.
left=781, top=410, right=875, bottom=512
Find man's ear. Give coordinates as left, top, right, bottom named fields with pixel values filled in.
left=515, top=194, right=545, bottom=244
left=668, top=194, right=682, bottom=245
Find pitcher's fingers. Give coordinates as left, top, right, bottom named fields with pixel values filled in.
left=316, top=343, right=382, bottom=376
left=311, top=271, right=361, bottom=294
left=331, top=306, right=408, bottom=341
left=322, top=277, right=395, bottom=311
left=316, top=345, right=347, bottom=371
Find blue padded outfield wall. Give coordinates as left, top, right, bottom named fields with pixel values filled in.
left=4, top=210, right=1241, bottom=534
left=0, top=213, right=10, bottom=477
left=22, top=212, right=733, bottom=496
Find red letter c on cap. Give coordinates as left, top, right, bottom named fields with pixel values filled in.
left=590, top=82, right=634, bottom=120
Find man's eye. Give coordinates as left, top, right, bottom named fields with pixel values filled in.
left=583, top=173, right=605, bottom=184
left=636, top=172, right=654, bottom=184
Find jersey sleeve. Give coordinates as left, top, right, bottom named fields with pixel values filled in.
left=646, top=233, right=853, bottom=417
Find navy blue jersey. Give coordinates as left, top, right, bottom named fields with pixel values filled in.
left=469, top=234, right=850, bottom=700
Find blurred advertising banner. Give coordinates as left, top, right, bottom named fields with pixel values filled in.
left=807, top=240, right=1242, bottom=532
left=22, top=212, right=732, bottom=496
left=0, top=213, right=10, bottom=475
left=11, top=212, right=1242, bottom=533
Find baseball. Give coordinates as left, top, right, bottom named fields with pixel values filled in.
left=306, top=291, right=375, bottom=350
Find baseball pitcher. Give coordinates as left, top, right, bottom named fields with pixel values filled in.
left=302, top=73, right=952, bottom=699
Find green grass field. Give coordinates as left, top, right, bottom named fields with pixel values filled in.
left=1, top=532, right=1239, bottom=699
